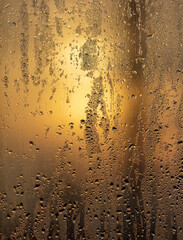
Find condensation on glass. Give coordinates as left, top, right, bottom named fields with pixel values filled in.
left=0, top=0, right=183, bottom=239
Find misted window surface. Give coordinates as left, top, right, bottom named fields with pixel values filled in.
left=0, top=0, right=183, bottom=239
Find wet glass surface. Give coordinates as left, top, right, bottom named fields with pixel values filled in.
left=0, top=0, right=183, bottom=239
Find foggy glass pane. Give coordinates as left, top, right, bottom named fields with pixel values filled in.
left=0, top=0, right=183, bottom=239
